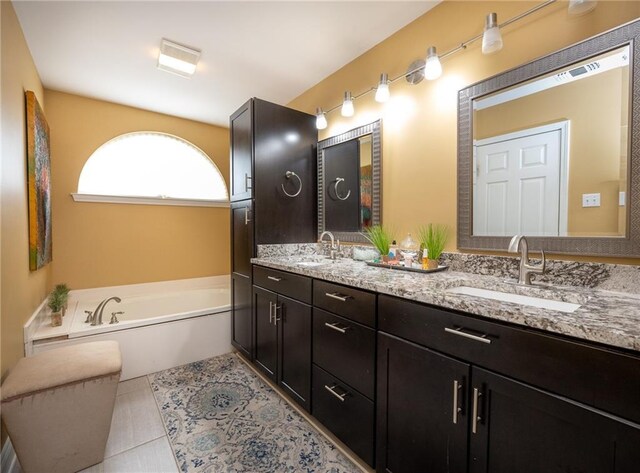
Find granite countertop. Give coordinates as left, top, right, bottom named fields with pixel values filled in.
left=251, top=255, right=640, bottom=353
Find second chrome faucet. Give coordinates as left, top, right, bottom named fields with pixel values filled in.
left=508, top=235, right=546, bottom=285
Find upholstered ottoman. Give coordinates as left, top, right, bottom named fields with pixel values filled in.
left=1, top=341, right=121, bottom=473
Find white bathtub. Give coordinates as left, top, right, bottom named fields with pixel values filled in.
left=28, top=276, right=233, bottom=380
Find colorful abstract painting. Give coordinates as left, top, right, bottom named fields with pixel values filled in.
left=26, top=91, right=52, bottom=271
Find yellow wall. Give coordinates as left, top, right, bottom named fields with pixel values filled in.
left=1, top=1, right=52, bottom=381
left=475, top=67, right=626, bottom=236
left=289, top=0, right=640, bottom=264
left=45, top=90, right=230, bottom=290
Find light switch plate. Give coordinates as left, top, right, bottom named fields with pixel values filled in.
left=619, top=191, right=626, bottom=206
left=582, top=193, right=601, bottom=208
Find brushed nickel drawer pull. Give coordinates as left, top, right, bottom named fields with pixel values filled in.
left=274, top=304, right=282, bottom=325
left=267, top=276, right=282, bottom=282
left=445, top=327, right=491, bottom=344
left=325, top=292, right=351, bottom=302
left=324, top=322, right=350, bottom=334
left=472, top=387, right=482, bottom=434
left=324, top=384, right=347, bottom=402
left=244, top=173, right=252, bottom=191
left=452, top=380, right=462, bottom=424
left=269, top=301, right=274, bottom=325
left=244, top=207, right=251, bottom=225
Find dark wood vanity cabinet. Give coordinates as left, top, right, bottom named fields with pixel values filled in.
left=311, top=280, right=377, bottom=467
left=377, top=333, right=469, bottom=473
left=469, top=368, right=640, bottom=473
left=376, top=294, right=640, bottom=473
left=229, top=98, right=317, bottom=360
left=253, top=268, right=312, bottom=412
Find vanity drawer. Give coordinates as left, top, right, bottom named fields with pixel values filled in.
left=253, top=266, right=311, bottom=304
left=313, top=308, right=375, bottom=399
left=312, top=364, right=375, bottom=467
left=379, top=294, right=640, bottom=424
left=313, top=280, right=376, bottom=327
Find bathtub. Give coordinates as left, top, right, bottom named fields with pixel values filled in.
left=27, top=276, right=232, bottom=380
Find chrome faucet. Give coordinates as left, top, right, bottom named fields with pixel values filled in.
left=508, top=235, right=546, bottom=285
left=319, top=231, right=340, bottom=260
left=90, top=297, right=121, bottom=326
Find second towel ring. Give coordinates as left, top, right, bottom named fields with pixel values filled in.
left=281, top=171, right=303, bottom=198
left=334, top=177, right=351, bottom=201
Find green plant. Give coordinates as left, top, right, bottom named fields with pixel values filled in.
left=418, top=224, right=448, bottom=261
left=54, top=283, right=70, bottom=295
left=48, top=291, right=65, bottom=313
left=363, top=225, right=394, bottom=256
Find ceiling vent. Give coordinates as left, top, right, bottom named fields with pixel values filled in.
left=157, top=39, right=201, bottom=78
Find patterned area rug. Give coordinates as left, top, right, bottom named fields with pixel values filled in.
left=149, top=354, right=361, bottom=473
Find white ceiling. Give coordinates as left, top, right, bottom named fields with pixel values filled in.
left=14, top=1, right=438, bottom=127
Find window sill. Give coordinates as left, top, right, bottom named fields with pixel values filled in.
left=71, top=193, right=230, bottom=208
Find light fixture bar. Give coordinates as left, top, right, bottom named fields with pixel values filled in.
left=320, top=0, right=558, bottom=115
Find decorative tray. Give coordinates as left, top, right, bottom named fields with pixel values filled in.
left=366, top=261, right=449, bottom=274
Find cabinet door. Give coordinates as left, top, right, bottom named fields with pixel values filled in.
left=231, top=274, right=252, bottom=358
left=230, top=99, right=253, bottom=202
left=469, top=367, right=640, bottom=473
left=231, top=200, right=253, bottom=277
left=377, top=333, right=470, bottom=473
left=253, top=99, right=317, bottom=244
left=278, top=295, right=312, bottom=411
left=253, top=286, right=278, bottom=382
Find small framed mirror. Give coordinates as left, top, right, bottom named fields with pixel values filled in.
left=458, top=20, right=640, bottom=257
left=317, top=120, right=381, bottom=242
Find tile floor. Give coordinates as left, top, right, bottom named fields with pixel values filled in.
left=80, top=376, right=179, bottom=473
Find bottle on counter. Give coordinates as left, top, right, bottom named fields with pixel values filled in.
left=389, top=240, right=398, bottom=260
left=422, top=249, right=430, bottom=270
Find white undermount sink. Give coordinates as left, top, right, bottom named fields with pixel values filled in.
left=446, top=286, right=581, bottom=313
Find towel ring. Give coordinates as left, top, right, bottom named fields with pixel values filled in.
left=334, top=177, right=351, bottom=201
left=281, top=171, right=303, bottom=198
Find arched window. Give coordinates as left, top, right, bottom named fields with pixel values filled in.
left=72, top=132, right=228, bottom=207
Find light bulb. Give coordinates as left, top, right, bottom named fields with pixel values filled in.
left=424, top=46, right=442, bottom=81
left=482, top=13, right=503, bottom=55
left=568, top=0, right=597, bottom=15
left=315, top=108, right=327, bottom=130
left=341, top=91, right=354, bottom=117
left=375, top=73, right=390, bottom=103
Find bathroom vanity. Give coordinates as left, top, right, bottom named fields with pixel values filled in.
left=249, top=253, right=640, bottom=472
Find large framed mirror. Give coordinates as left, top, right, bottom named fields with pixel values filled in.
left=458, top=19, right=640, bottom=257
left=317, top=120, right=381, bottom=243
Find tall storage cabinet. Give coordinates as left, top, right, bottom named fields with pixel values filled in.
left=229, top=98, right=317, bottom=359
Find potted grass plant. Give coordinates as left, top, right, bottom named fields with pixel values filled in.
left=418, top=224, right=448, bottom=270
left=54, top=283, right=70, bottom=316
left=48, top=291, right=65, bottom=327
left=363, top=225, right=394, bottom=262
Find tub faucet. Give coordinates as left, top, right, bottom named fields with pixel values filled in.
left=90, top=297, right=121, bottom=326
left=508, top=235, right=546, bottom=285
left=319, top=231, right=340, bottom=260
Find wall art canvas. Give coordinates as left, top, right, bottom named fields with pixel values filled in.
left=26, top=90, right=52, bottom=270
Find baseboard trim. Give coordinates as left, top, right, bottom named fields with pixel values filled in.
left=1, top=437, right=20, bottom=473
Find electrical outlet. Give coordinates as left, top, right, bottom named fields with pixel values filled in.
left=582, top=193, right=601, bottom=208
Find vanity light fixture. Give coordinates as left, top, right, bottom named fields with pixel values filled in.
left=314, top=0, right=601, bottom=128
left=341, top=92, right=355, bottom=117
left=157, top=38, right=201, bottom=78
left=375, top=73, right=391, bottom=103
left=316, top=108, right=328, bottom=130
left=568, top=0, right=597, bottom=15
left=424, top=47, right=442, bottom=80
left=482, top=13, right=503, bottom=54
